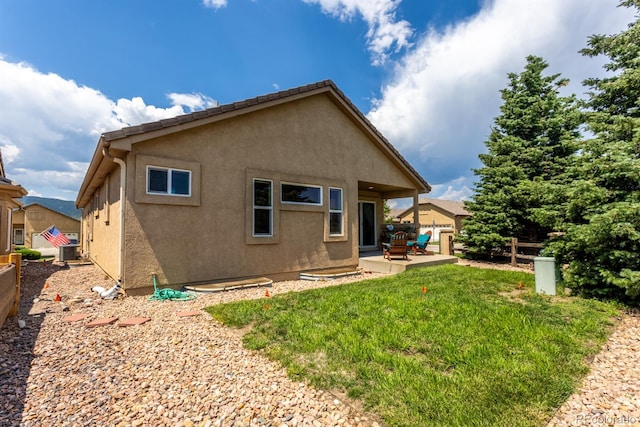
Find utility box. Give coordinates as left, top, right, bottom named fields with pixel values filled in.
left=534, top=256, right=556, bottom=295
left=59, top=244, right=79, bottom=262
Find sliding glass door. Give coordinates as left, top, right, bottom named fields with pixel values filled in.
left=358, top=202, right=376, bottom=248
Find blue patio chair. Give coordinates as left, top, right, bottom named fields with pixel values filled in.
left=408, top=232, right=433, bottom=255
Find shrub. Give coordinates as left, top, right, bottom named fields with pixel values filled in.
left=14, top=247, right=42, bottom=260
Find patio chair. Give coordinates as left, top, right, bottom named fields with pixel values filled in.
left=409, top=231, right=434, bottom=256
left=383, top=231, right=410, bottom=261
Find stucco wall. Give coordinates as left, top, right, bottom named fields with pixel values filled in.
left=81, top=171, right=121, bottom=281
left=92, top=93, right=421, bottom=291
left=12, top=209, right=24, bottom=226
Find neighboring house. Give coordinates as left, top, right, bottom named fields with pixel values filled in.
left=76, top=80, right=430, bottom=294
left=388, top=208, right=405, bottom=223
left=12, top=203, right=81, bottom=249
left=397, top=198, right=470, bottom=239
left=0, top=153, right=27, bottom=255
left=0, top=150, right=27, bottom=328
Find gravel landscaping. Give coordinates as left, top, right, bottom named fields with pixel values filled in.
left=1, top=260, right=639, bottom=426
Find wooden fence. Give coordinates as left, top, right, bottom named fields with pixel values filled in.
left=0, top=253, right=22, bottom=328
left=451, top=237, right=544, bottom=266
left=506, top=238, right=544, bottom=266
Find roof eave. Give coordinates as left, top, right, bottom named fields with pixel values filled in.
left=76, top=137, right=112, bottom=208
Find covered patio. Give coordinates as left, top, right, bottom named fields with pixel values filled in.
left=357, top=180, right=423, bottom=253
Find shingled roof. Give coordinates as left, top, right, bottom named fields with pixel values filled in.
left=103, top=81, right=339, bottom=141
left=101, top=80, right=429, bottom=191
left=418, top=198, right=470, bottom=216
left=78, top=80, right=430, bottom=207
left=397, top=197, right=470, bottom=219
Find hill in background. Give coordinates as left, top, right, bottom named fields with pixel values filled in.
left=19, top=196, right=81, bottom=220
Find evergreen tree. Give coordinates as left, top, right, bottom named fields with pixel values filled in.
left=462, top=56, right=581, bottom=257
left=549, top=0, right=640, bottom=303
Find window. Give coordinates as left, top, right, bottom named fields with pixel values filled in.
left=253, top=179, right=273, bottom=236
left=329, top=188, right=343, bottom=235
left=147, top=166, right=191, bottom=196
left=28, top=210, right=45, bottom=221
left=281, top=183, right=322, bottom=205
left=14, top=228, right=24, bottom=245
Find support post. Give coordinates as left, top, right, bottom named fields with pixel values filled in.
left=511, top=237, right=517, bottom=266
left=412, top=192, right=420, bottom=236
left=8, top=253, right=21, bottom=317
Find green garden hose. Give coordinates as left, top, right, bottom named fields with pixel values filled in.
left=148, top=274, right=197, bottom=301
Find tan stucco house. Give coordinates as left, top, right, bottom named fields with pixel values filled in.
left=12, top=203, right=81, bottom=249
left=76, top=80, right=430, bottom=294
left=0, top=153, right=27, bottom=255
left=0, top=150, right=27, bottom=328
left=397, top=198, right=470, bottom=238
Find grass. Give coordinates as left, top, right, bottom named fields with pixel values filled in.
left=205, top=264, right=619, bottom=427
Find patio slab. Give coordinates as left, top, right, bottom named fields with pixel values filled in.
left=358, top=253, right=458, bottom=274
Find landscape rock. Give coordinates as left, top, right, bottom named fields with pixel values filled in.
left=2, top=260, right=638, bottom=426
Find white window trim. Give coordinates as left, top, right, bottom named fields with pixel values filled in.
left=146, top=165, right=192, bottom=197
left=329, top=187, right=343, bottom=236
left=253, top=179, right=273, bottom=237
left=281, top=182, right=323, bottom=206
left=14, top=228, right=24, bottom=246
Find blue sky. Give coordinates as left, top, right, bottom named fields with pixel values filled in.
left=0, top=0, right=634, bottom=206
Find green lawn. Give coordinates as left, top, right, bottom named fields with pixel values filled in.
left=205, top=265, right=619, bottom=427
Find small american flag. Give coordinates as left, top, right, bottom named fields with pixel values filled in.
left=41, top=226, right=71, bottom=248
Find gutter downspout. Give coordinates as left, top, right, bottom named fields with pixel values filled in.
left=102, top=143, right=126, bottom=288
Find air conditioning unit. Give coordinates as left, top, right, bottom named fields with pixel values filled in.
left=59, top=244, right=79, bottom=262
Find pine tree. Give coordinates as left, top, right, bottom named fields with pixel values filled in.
left=462, top=56, right=581, bottom=257
left=549, top=0, right=640, bottom=303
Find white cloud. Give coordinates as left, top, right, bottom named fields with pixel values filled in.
left=202, top=0, right=227, bottom=9
left=112, top=97, right=184, bottom=127
left=367, top=0, right=635, bottom=199
left=0, top=59, right=216, bottom=199
left=0, top=139, right=19, bottom=165
left=167, top=93, right=218, bottom=111
left=303, top=0, right=414, bottom=65
left=430, top=181, right=474, bottom=202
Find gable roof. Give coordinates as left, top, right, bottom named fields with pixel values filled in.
left=22, top=203, right=81, bottom=222
left=20, top=196, right=82, bottom=220
left=398, top=198, right=470, bottom=219
left=420, top=198, right=470, bottom=217
left=77, top=80, right=430, bottom=207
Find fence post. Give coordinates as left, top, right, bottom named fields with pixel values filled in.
left=511, top=238, right=517, bottom=266
left=8, top=253, right=21, bottom=317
